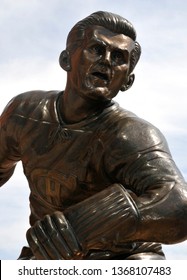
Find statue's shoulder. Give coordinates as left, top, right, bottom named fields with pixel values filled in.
left=109, top=103, right=167, bottom=152
left=4, top=90, right=61, bottom=122
left=10, top=89, right=59, bottom=107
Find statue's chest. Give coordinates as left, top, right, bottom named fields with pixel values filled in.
left=24, top=126, right=109, bottom=209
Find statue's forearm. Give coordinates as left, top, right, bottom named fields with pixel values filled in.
left=64, top=183, right=187, bottom=252
left=64, top=184, right=139, bottom=252
left=134, top=180, right=187, bottom=244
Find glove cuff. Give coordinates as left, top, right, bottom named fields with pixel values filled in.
left=65, top=184, right=140, bottom=250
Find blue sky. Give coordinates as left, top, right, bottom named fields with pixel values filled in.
left=0, top=0, right=187, bottom=259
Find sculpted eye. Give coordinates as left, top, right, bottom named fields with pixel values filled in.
left=111, top=50, right=125, bottom=64
left=91, top=45, right=105, bottom=56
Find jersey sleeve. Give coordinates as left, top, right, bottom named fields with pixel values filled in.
left=0, top=96, right=22, bottom=186
left=105, top=116, right=184, bottom=196
left=104, top=116, right=187, bottom=243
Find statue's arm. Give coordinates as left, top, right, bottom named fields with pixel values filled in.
left=0, top=97, right=21, bottom=186
left=103, top=117, right=187, bottom=244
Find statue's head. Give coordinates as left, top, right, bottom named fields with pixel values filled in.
left=64, top=11, right=141, bottom=74
left=59, top=11, right=141, bottom=101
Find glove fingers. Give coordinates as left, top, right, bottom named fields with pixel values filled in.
left=27, top=220, right=65, bottom=259
left=26, top=222, right=51, bottom=260
left=27, top=213, right=83, bottom=259
left=51, top=212, right=82, bottom=255
left=43, top=214, right=75, bottom=259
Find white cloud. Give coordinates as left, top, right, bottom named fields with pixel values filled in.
left=0, top=163, right=30, bottom=259
left=163, top=242, right=187, bottom=260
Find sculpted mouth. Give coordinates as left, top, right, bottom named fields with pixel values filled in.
left=92, top=72, right=109, bottom=83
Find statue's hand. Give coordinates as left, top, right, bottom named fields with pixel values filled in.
left=26, top=212, right=83, bottom=260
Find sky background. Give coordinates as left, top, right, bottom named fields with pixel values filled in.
left=0, top=0, right=187, bottom=260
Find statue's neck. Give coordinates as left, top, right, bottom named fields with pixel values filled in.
left=58, top=89, right=110, bottom=124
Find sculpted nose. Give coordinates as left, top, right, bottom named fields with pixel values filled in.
left=103, top=51, right=111, bottom=65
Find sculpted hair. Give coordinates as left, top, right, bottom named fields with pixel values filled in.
left=66, top=11, right=141, bottom=73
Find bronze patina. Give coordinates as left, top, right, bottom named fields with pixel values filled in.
left=0, top=11, right=187, bottom=260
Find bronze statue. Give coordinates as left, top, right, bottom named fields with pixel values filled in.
left=0, top=11, right=187, bottom=260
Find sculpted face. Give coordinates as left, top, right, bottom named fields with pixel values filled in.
left=67, top=25, right=135, bottom=102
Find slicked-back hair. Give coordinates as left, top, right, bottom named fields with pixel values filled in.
left=66, top=11, right=141, bottom=73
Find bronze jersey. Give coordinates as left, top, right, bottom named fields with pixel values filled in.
left=1, top=90, right=186, bottom=259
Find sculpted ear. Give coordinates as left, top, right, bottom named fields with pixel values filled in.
left=59, top=50, right=71, bottom=71
left=121, top=73, right=135, bottom=92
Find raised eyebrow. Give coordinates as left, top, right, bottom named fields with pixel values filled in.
left=88, top=37, right=107, bottom=47
left=113, top=47, right=130, bottom=55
